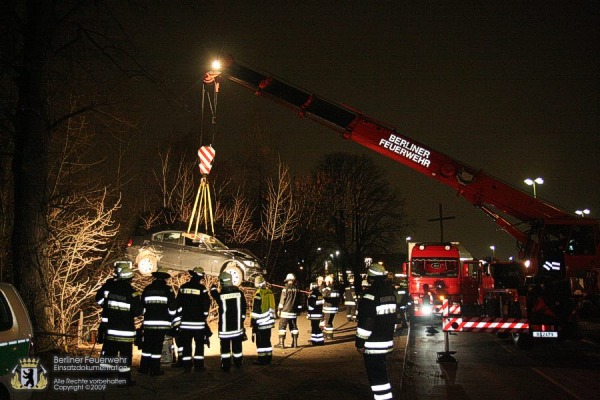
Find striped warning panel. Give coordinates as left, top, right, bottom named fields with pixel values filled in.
left=198, top=145, right=216, bottom=175
left=443, top=317, right=529, bottom=333
left=441, top=299, right=461, bottom=317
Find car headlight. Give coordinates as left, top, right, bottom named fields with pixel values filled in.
left=421, top=304, right=432, bottom=315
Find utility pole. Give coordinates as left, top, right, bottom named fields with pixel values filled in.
left=427, top=204, right=455, bottom=242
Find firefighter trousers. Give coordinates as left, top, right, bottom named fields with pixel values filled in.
left=140, top=329, right=167, bottom=374
left=309, top=319, right=324, bottom=345
left=363, top=353, right=393, bottom=400
left=179, top=328, right=206, bottom=371
left=323, top=312, right=336, bottom=338
left=255, top=328, right=272, bottom=364
left=101, top=340, right=133, bottom=383
left=220, top=336, right=243, bottom=371
left=278, top=317, right=298, bottom=338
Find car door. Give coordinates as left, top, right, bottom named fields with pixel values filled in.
left=179, top=236, right=210, bottom=272
left=151, top=232, right=182, bottom=269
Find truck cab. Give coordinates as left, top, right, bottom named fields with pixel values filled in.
left=0, top=283, right=34, bottom=400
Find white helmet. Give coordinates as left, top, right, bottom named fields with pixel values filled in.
left=324, top=275, right=333, bottom=284
left=285, top=273, right=296, bottom=282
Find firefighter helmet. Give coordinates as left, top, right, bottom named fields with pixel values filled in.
left=113, top=261, right=128, bottom=277
left=254, top=274, right=266, bottom=288
left=189, top=266, right=206, bottom=277
left=324, top=275, right=334, bottom=284
left=152, top=267, right=170, bottom=279
left=367, top=263, right=386, bottom=277
left=117, top=263, right=134, bottom=280
left=219, top=271, right=233, bottom=286
left=285, top=273, right=296, bottom=282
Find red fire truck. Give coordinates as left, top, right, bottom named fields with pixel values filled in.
left=405, top=242, right=493, bottom=319
left=209, top=56, right=600, bottom=345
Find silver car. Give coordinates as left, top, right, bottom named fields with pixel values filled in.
left=126, top=230, right=264, bottom=286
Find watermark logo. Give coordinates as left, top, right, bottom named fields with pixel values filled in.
left=11, top=357, right=48, bottom=390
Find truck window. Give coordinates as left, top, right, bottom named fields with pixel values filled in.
left=567, top=226, right=595, bottom=256
left=0, top=293, right=13, bottom=331
left=412, top=259, right=458, bottom=277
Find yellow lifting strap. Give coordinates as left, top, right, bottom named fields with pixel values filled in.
left=187, top=176, right=215, bottom=237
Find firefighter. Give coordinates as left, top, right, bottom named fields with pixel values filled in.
left=316, top=275, right=326, bottom=330
left=344, top=274, right=357, bottom=322
left=173, top=267, right=211, bottom=373
left=139, top=267, right=176, bottom=376
left=322, top=275, right=340, bottom=340
left=276, top=273, right=302, bottom=348
left=251, top=274, right=276, bottom=365
left=97, top=263, right=142, bottom=386
left=306, top=282, right=325, bottom=345
left=95, top=261, right=126, bottom=345
left=210, top=271, right=247, bottom=371
left=356, top=263, right=397, bottom=400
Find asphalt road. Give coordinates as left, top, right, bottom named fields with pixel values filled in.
left=403, top=317, right=600, bottom=400
left=29, top=311, right=408, bottom=400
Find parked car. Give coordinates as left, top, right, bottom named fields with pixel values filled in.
left=126, top=230, right=265, bottom=286
left=0, top=283, right=34, bottom=400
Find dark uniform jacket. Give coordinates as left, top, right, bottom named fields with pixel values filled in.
left=307, top=287, right=324, bottom=320
left=355, top=279, right=397, bottom=354
left=103, top=280, right=142, bottom=342
left=141, top=279, right=176, bottom=331
left=174, top=277, right=210, bottom=331
left=210, top=286, right=247, bottom=339
left=344, top=284, right=357, bottom=306
left=278, top=283, right=302, bottom=318
left=322, top=285, right=341, bottom=313
left=96, top=278, right=119, bottom=326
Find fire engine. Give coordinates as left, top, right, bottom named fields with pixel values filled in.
left=404, top=242, right=493, bottom=319
left=209, top=55, right=600, bottom=345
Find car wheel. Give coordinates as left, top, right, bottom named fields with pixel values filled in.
left=136, top=250, right=158, bottom=276
left=223, top=262, right=243, bottom=287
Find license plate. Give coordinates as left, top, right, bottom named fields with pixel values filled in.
left=532, top=331, right=558, bottom=338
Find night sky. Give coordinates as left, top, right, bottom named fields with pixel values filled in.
left=121, top=1, right=599, bottom=261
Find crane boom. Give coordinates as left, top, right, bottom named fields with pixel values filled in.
left=212, top=55, right=600, bottom=295
left=218, top=56, right=570, bottom=230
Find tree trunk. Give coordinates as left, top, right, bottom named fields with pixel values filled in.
left=12, top=0, right=53, bottom=336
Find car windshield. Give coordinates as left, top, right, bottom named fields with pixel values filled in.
left=205, top=235, right=228, bottom=250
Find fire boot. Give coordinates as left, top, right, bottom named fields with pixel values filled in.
left=275, top=335, right=285, bottom=348
left=194, top=359, right=205, bottom=372
left=138, top=354, right=150, bottom=374
left=291, top=334, right=299, bottom=348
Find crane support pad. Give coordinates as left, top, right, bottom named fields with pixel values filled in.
left=443, top=317, right=529, bottom=333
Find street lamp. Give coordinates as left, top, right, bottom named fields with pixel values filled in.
left=575, top=208, right=590, bottom=217
left=489, top=245, right=496, bottom=261
left=524, top=177, right=544, bottom=198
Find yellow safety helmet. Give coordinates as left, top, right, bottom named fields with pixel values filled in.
left=254, top=275, right=266, bottom=288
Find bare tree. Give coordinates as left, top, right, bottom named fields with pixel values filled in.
left=44, top=188, right=120, bottom=351
left=262, top=160, right=300, bottom=278
left=220, top=188, right=259, bottom=245
left=41, top=112, right=122, bottom=351
left=312, top=153, right=412, bottom=280
left=2, top=1, right=155, bottom=332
